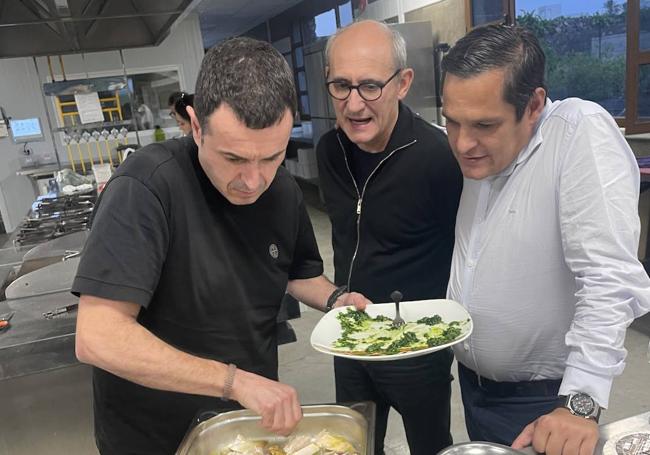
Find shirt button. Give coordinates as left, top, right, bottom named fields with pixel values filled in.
left=467, top=260, right=475, bottom=268
left=463, top=342, right=469, bottom=351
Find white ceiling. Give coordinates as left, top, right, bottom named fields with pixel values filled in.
left=192, top=0, right=305, bottom=47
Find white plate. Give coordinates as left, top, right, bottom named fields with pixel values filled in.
left=310, top=299, right=473, bottom=361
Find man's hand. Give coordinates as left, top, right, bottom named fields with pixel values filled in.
left=334, top=291, right=371, bottom=311
left=512, top=408, right=599, bottom=455
left=230, top=368, right=302, bottom=435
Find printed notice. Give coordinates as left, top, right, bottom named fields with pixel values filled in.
left=74, top=92, right=104, bottom=124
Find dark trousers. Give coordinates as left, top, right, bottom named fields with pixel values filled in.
left=334, top=349, right=454, bottom=455
left=458, top=362, right=562, bottom=444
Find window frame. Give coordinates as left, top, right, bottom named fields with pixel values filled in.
left=625, top=0, right=650, bottom=133
left=466, top=0, right=649, bottom=134
left=464, top=0, right=515, bottom=30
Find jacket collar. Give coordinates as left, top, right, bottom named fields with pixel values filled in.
left=336, top=101, right=417, bottom=154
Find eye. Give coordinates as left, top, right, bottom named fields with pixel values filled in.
left=331, top=81, right=350, bottom=90
left=476, top=122, right=494, bottom=129
left=226, top=156, right=245, bottom=163
left=360, top=83, right=381, bottom=93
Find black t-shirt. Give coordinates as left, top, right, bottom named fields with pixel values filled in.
left=349, top=144, right=388, bottom=191
left=72, top=137, right=323, bottom=454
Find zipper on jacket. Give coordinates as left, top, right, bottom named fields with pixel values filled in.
left=336, top=134, right=417, bottom=290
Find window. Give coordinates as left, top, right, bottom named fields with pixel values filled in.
left=466, top=0, right=649, bottom=133
left=339, top=1, right=354, bottom=27
left=626, top=0, right=650, bottom=132
left=517, top=1, right=627, bottom=119
left=52, top=70, right=182, bottom=131
left=466, top=0, right=510, bottom=28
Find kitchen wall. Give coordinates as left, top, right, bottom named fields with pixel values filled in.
left=0, top=14, right=204, bottom=232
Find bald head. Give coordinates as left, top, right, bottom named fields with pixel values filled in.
left=323, top=19, right=413, bottom=153
left=326, top=20, right=407, bottom=72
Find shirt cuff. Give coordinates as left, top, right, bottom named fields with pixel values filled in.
left=559, top=365, right=613, bottom=408
left=72, top=275, right=153, bottom=308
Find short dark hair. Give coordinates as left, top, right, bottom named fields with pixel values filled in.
left=194, top=37, right=297, bottom=131
left=442, top=24, right=546, bottom=120
left=168, top=91, right=183, bottom=108
left=174, top=93, right=194, bottom=122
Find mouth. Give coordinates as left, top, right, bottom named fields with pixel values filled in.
left=461, top=155, right=487, bottom=164
left=347, top=116, right=372, bottom=127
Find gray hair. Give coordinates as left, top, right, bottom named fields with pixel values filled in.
left=325, top=20, right=407, bottom=70
left=194, top=37, right=297, bottom=131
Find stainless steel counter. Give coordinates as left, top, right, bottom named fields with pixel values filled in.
left=0, top=292, right=78, bottom=380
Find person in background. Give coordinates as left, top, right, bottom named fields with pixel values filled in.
left=168, top=91, right=194, bottom=135
left=442, top=24, right=650, bottom=455
left=317, top=20, right=463, bottom=455
left=73, top=37, right=370, bottom=455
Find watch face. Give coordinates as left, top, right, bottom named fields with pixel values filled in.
left=570, top=393, right=595, bottom=416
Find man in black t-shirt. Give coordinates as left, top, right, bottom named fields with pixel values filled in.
left=317, top=21, right=463, bottom=455
left=73, top=37, right=369, bottom=455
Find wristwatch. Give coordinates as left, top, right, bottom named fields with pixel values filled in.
left=561, top=392, right=601, bottom=422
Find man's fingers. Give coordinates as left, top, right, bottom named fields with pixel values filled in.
left=511, top=421, right=535, bottom=449
left=563, top=435, right=583, bottom=455
left=531, top=417, right=552, bottom=454
left=545, top=432, right=567, bottom=455
left=580, top=431, right=598, bottom=455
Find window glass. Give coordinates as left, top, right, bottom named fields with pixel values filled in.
left=339, top=1, right=353, bottom=27
left=517, top=0, right=627, bottom=117
left=300, top=94, right=310, bottom=115
left=471, top=0, right=504, bottom=27
left=295, top=46, right=304, bottom=68
left=639, top=64, right=650, bottom=121
left=53, top=71, right=181, bottom=130
left=298, top=71, right=307, bottom=92
left=315, top=9, right=337, bottom=38
left=292, top=21, right=302, bottom=44
left=641, top=0, right=650, bottom=50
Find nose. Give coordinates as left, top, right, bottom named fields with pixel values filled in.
left=239, top=163, right=263, bottom=191
left=454, top=126, right=478, bottom=155
left=346, top=88, right=366, bottom=113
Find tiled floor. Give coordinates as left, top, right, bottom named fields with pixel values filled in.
left=0, top=181, right=649, bottom=454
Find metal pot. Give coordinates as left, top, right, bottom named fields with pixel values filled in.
left=176, top=402, right=375, bottom=455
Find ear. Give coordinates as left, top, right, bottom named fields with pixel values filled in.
left=185, top=106, right=202, bottom=145
left=397, top=68, right=414, bottom=100
left=527, top=87, right=547, bottom=124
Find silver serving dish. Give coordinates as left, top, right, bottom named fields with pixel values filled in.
left=437, top=442, right=528, bottom=455
left=176, top=402, right=375, bottom=455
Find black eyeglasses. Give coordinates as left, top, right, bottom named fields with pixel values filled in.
left=326, top=69, right=402, bottom=101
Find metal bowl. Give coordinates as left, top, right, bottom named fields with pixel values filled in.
left=437, top=442, right=526, bottom=455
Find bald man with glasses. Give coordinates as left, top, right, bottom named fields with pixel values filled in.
left=316, top=20, right=463, bottom=455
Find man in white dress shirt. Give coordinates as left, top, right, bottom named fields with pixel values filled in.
left=442, top=24, right=650, bottom=455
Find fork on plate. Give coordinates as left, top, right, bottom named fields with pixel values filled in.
left=390, top=290, right=405, bottom=328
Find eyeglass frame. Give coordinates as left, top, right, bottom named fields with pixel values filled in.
left=325, top=68, right=402, bottom=101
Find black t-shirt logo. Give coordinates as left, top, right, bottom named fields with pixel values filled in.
left=269, top=243, right=279, bottom=259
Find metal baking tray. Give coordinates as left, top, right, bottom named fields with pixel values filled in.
left=176, top=402, right=375, bottom=455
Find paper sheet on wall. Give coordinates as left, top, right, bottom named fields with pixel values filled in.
left=74, top=92, right=104, bottom=124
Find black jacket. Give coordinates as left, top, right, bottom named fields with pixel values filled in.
left=316, top=103, right=463, bottom=303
